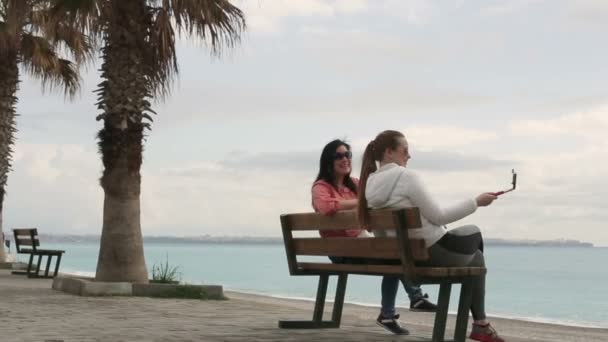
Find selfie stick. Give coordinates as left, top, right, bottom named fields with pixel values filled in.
left=493, top=169, right=517, bottom=196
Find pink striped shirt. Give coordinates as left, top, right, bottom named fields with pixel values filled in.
left=311, top=178, right=362, bottom=238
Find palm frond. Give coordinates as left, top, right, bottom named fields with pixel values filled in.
left=20, top=32, right=81, bottom=97
left=148, top=6, right=177, bottom=96
left=163, top=0, right=245, bottom=52
left=43, top=14, right=94, bottom=64
left=47, top=0, right=103, bottom=36
left=145, top=0, right=245, bottom=96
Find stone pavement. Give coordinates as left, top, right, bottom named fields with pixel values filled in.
left=1, top=270, right=606, bottom=342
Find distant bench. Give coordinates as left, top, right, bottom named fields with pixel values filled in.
left=278, top=208, right=486, bottom=342
left=12, top=228, right=65, bottom=278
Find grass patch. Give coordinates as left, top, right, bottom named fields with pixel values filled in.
left=148, top=285, right=226, bottom=300
left=151, top=254, right=181, bottom=284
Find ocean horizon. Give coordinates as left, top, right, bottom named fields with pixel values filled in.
left=12, top=242, right=607, bottom=329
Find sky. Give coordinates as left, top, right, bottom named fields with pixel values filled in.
left=6, top=0, right=608, bottom=246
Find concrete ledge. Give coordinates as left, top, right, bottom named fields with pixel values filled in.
left=53, top=276, right=223, bottom=299
left=133, top=283, right=224, bottom=299
left=0, top=262, right=30, bottom=270
left=53, top=276, right=132, bottom=296
left=52, top=276, right=85, bottom=295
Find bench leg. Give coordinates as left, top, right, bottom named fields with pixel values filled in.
left=53, top=254, right=63, bottom=277
left=279, top=274, right=346, bottom=329
left=454, top=279, right=473, bottom=342
left=432, top=282, right=452, bottom=342
left=29, top=254, right=43, bottom=278
left=44, top=255, right=53, bottom=277
left=312, top=274, right=329, bottom=323
left=26, top=253, right=34, bottom=277
left=331, top=274, right=348, bottom=327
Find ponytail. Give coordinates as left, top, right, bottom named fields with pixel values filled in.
left=357, top=130, right=405, bottom=229
left=357, top=141, right=377, bottom=229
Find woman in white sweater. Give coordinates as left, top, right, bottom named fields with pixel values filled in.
left=357, top=130, right=505, bottom=342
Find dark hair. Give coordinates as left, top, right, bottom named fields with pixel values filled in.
left=357, top=130, right=405, bottom=228
left=315, top=139, right=358, bottom=194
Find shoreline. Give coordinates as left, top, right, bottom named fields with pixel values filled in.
left=226, top=289, right=608, bottom=330
left=225, top=290, right=608, bottom=341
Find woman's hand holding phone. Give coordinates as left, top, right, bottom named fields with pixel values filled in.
left=476, top=192, right=497, bottom=207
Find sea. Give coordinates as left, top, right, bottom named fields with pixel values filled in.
left=12, top=242, right=608, bottom=329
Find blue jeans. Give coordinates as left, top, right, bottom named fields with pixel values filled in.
left=381, top=276, right=423, bottom=318
left=329, top=257, right=424, bottom=318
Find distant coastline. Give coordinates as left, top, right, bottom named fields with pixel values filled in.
left=28, top=234, right=595, bottom=248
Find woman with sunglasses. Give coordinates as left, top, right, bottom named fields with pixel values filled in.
left=357, top=130, right=505, bottom=342
left=312, top=139, right=436, bottom=335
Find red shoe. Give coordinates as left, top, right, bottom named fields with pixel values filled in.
left=469, top=323, right=506, bottom=342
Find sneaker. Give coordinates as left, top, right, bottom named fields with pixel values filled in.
left=469, top=323, right=506, bottom=342
left=375, top=313, right=410, bottom=335
left=409, top=294, right=437, bottom=312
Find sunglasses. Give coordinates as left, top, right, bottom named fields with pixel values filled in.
left=333, top=151, right=352, bottom=160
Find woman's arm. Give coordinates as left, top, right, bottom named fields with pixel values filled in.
left=338, top=199, right=358, bottom=210
left=312, top=183, right=357, bottom=215
left=404, top=171, right=478, bottom=225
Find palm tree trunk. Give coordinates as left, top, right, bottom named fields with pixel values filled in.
left=0, top=54, right=19, bottom=263
left=94, top=0, right=151, bottom=283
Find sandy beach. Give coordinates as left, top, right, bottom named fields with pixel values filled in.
left=1, top=269, right=606, bottom=342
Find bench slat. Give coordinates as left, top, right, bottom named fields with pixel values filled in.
left=293, top=237, right=400, bottom=259
left=13, top=228, right=37, bottom=235
left=298, top=262, right=486, bottom=278
left=297, top=262, right=404, bottom=275
left=293, top=237, right=429, bottom=261
left=15, top=237, right=39, bottom=246
left=13, top=228, right=40, bottom=253
left=283, top=208, right=421, bottom=231
left=416, top=267, right=487, bottom=277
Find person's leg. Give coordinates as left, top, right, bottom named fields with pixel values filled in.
left=399, top=278, right=437, bottom=311
left=368, top=258, right=436, bottom=311
left=376, top=276, right=410, bottom=335
left=425, top=226, right=504, bottom=342
left=467, top=250, right=486, bottom=322
left=380, top=276, right=400, bottom=318
left=399, top=278, right=422, bottom=301
left=425, top=225, right=486, bottom=318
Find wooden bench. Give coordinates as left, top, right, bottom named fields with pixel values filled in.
left=12, top=228, right=65, bottom=278
left=278, top=208, right=486, bottom=342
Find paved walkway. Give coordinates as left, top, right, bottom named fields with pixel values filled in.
left=1, top=270, right=605, bottom=342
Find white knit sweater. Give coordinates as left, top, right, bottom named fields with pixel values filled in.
left=365, top=163, right=478, bottom=246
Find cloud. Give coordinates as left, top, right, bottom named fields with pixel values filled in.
left=405, top=125, right=500, bottom=149
left=235, top=0, right=368, bottom=33
left=410, top=151, right=514, bottom=172
left=6, top=143, right=102, bottom=233
left=373, top=0, right=438, bottom=25
left=479, top=0, right=546, bottom=17
left=236, top=0, right=447, bottom=33
left=5, top=111, right=608, bottom=247
left=562, top=0, right=608, bottom=28
left=508, top=106, right=608, bottom=143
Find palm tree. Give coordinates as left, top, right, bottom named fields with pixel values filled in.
left=51, top=0, right=245, bottom=282
left=0, top=0, right=89, bottom=263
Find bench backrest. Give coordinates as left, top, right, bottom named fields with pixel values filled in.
left=13, top=228, right=40, bottom=253
left=280, top=208, right=428, bottom=277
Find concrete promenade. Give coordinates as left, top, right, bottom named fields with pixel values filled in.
left=1, top=270, right=606, bottom=342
